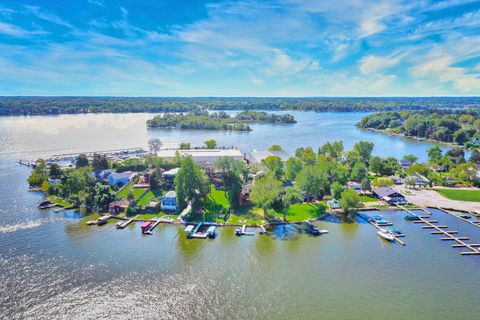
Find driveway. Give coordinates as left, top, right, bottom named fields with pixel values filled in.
left=394, top=185, right=480, bottom=212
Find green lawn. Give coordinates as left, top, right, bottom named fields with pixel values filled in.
left=435, top=188, right=480, bottom=202
left=134, top=213, right=177, bottom=220
left=136, top=189, right=164, bottom=207
left=49, top=195, right=73, bottom=207
left=270, top=202, right=327, bottom=222
left=359, top=195, right=377, bottom=202
left=133, top=188, right=146, bottom=200
left=227, top=205, right=265, bottom=225
left=117, top=182, right=134, bottom=198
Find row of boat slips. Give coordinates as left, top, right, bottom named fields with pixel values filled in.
left=359, top=214, right=405, bottom=244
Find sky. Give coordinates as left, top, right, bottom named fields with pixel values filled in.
left=0, top=0, right=479, bottom=96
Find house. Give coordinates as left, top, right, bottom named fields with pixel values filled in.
left=347, top=181, right=362, bottom=193
left=161, top=191, right=179, bottom=212
left=372, top=187, right=407, bottom=205
left=410, top=175, right=429, bottom=187
left=389, top=175, right=404, bottom=185
left=94, top=169, right=113, bottom=181
left=108, top=199, right=129, bottom=214
left=398, top=160, right=414, bottom=172
left=48, top=178, right=62, bottom=184
left=163, top=168, right=179, bottom=187
left=108, top=171, right=132, bottom=187
left=327, top=198, right=341, bottom=209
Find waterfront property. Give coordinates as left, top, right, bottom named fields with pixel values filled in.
left=249, top=149, right=290, bottom=164
left=156, top=148, right=243, bottom=164
left=372, top=187, right=407, bottom=205
left=161, top=191, right=179, bottom=213
left=162, top=167, right=179, bottom=187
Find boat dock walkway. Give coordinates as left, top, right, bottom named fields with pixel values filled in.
left=144, top=219, right=162, bottom=235
left=356, top=213, right=405, bottom=245
left=400, top=206, right=479, bottom=256
left=116, top=219, right=133, bottom=229
left=433, top=207, right=480, bottom=229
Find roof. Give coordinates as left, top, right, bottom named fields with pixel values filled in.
left=109, top=171, right=131, bottom=179
left=163, top=168, right=180, bottom=176
left=155, top=148, right=243, bottom=162
left=164, top=190, right=177, bottom=198
left=399, top=160, right=414, bottom=167
left=373, top=187, right=402, bottom=198
left=249, top=149, right=290, bottom=163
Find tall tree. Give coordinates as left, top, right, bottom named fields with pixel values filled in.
left=262, top=155, right=283, bottom=179
left=250, top=175, right=283, bottom=218
left=175, top=156, right=210, bottom=213
left=351, top=162, right=367, bottom=181
left=148, top=138, right=162, bottom=156
left=75, top=154, right=89, bottom=168
left=339, top=188, right=362, bottom=215
left=353, top=141, right=374, bottom=163
left=282, top=186, right=303, bottom=221
left=427, top=146, right=443, bottom=163
left=285, top=157, right=303, bottom=181
left=295, top=166, right=327, bottom=199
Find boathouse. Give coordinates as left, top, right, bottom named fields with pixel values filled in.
left=372, top=187, right=407, bottom=205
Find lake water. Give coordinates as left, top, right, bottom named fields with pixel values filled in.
left=0, top=112, right=478, bottom=319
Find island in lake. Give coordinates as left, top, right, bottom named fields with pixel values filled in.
left=146, top=110, right=296, bottom=131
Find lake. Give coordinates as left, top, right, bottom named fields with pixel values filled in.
left=0, top=112, right=478, bottom=319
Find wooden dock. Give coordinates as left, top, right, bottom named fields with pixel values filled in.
left=116, top=219, right=133, bottom=229
left=356, top=213, right=405, bottom=246
left=435, top=207, right=480, bottom=229
left=144, top=219, right=162, bottom=235
left=400, top=206, right=479, bottom=256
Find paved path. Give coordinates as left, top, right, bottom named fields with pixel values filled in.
left=395, top=185, right=480, bottom=212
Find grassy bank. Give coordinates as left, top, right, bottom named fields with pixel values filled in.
left=435, top=188, right=480, bottom=202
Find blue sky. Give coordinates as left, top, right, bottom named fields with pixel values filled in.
left=0, top=0, right=479, bottom=96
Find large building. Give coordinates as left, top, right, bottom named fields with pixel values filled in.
left=155, top=148, right=243, bottom=164
left=372, top=187, right=407, bottom=205
left=249, top=149, right=290, bottom=164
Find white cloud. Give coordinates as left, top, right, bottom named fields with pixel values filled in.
left=24, top=5, right=73, bottom=28
left=359, top=55, right=401, bottom=74
left=120, top=7, right=128, bottom=18
left=0, top=22, right=47, bottom=37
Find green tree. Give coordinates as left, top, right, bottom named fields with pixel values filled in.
left=75, top=154, right=89, bottom=168
left=49, top=163, right=63, bottom=179
left=250, top=175, right=283, bottom=218
left=371, top=177, right=394, bottom=187
left=282, top=186, right=303, bottom=221
left=427, top=146, right=443, bottom=162
left=295, top=147, right=305, bottom=158
left=27, top=159, right=48, bottom=187
left=403, top=154, right=418, bottom=163
left=301, top=147, right=316, bottom=166
left=339, top=188, right=362, bottom=214
left=361, top=177, right=371, bottom=192
left=330, top=181, right=344, bottom=200
left=319, top=141, right=344, bottom=160
left=92, top=153, right=109, bottom=171
left=369, top=156, right=383, bottom=175
left=350, top=162, right=367, bottom=181
left=262, top=155, right=283, bottom=179
left=204, top=139, right=217, bottom=149
left=469, top=149, right=480, bottom=164
left=268, top=144, right=283, bottom=151
left=179, top=142, right=191, bottom=150
left=285, top=157, right=303, bottom=181
left=175, top=156, right=210, bottom=213
left=295, top=166, right=327, bottom=199
left=406, top=163, right=430, bottom=177
left=405, top=176, right=416, bottom=188
left=353, top=141, right=374, bottom=163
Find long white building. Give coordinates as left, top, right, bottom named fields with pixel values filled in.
left=155, top=148, right=243, bottom=163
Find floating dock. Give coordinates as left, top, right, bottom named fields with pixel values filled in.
left=235, top=225, right=255, bottom=236
left=143, top=219, right=162, bottom=235
left=356, top=213, right=405, bottom=245
left=258, top=225, right=267, bottom=234
left=434, top=207, right=480, bottom=229
left=400, top=206, right=479, bottom=256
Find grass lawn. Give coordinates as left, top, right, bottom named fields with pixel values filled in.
left=132, top=188, right=146, bottom=200
left=435, top=188, right=480, bottom=202
left=359, top=195, right=377, bottom=202
left=270, top=202, right=327, bottom=222
left=228, top=205, right=265, bottom=225
left=136, top=189, right=163, bottom=207
left=117, top=182, right=134, bottom=198
left=49, top=195, right=73, bottom=207
left=134, top=213, right=177, bottom=220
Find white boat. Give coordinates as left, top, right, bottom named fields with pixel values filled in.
left=377, top=229, right=395, bottom=242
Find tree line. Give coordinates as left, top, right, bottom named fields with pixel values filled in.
left=2, top=96, right=479, bottom=116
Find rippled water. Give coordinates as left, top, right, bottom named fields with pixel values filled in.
left=0, top=112, right=478, bottom=319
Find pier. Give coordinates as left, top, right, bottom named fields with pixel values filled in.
left=143, top=219, right=162, bottom=235
left=116, top=219, right=133, bottom=229
left=434, top=207, right=480, bottom=229
left=400, top=206, right=479, bottom=256
left=356, top=213, right=405, bottom=245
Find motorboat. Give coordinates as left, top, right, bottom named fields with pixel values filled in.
left=377, top=229, right=395, bottom=242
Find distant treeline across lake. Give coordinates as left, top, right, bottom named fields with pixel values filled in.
left=0, top=96, right=479, bottom=116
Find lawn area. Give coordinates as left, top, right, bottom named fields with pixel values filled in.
left=117, top=182, right=134, bottom=198
left=200, top=187, right=230, bottom=223
left=132, top=188, right=146, bottom=200
left=359, top=195, right=377, bottom=202
left=49, top=195, right=73, bottom=207
left=227, top=205, right=265, bottom=225
left=270, top=202, right=327, bottom=222
left=136, top=189, right=163, bottom=207
left=435, top=188, right=480, bottom=202
left=134, top=213, right=177, bottom=220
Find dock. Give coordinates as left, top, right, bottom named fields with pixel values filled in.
left=116, top=218, right=133, bottom=229
left=400, top=206, right=479, bottom=256
left=143, top=219, right=162, bottom=235
left=235, top=224, right=255, bottom=236
left=356, top=213, right=405, bottom=245
left=435, top=207, right=480, bottom=229
left=18, top=159, right=34, bottom=167
left=258, top=225, right=267, bottom=234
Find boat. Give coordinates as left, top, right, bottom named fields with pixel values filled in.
left=459, top=214, right=471, bottom=219
left=235, top=227, right=243, bottom=236
left=305, top=220, right=322, bottom=236
left=141, top=221, right=153, bottom=234
left=376, top=219, right=391, bottom=226
left=206, top=226, right=217, bottom=238
left=86, top=220, right=96, bottom=225
left=96, top=216, right=109, bottom=225
left=377, top=229, right=395, bottom=242
left=404, top=215, right=420, bottom=221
